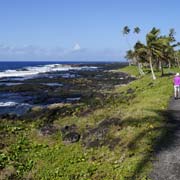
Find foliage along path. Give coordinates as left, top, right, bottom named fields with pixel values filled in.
left=150, top=97, right=180, bottom=179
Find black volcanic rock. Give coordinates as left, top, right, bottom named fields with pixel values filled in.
left=61, top=124, right=81, bottom=143
left=60, top=124, right=77, bottom=135
left=63, top=132, right=81, bottom=143
left=82, top=118, right=122, bottom=149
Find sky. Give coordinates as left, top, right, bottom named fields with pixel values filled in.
left=0, top=0, right=180, bottom=61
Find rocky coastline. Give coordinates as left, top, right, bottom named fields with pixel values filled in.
left=0, top=62, right=135, bottom=121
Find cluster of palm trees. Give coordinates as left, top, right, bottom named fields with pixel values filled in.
left=123, top=26, right=180, bottom=80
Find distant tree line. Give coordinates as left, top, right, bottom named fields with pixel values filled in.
left=122, top=26, right=180, bottom=80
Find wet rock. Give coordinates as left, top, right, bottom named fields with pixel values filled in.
left=0, top=114, right=18, bottom=120
left=33, top=93, right=49, bottom=104
left=63, top=132, right=81, bottom=143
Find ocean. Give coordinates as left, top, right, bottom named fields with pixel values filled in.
left=0, top=61, right=100, bottom=79
left=0, top=61, right=114, bottom=114
left=0, top=61, right=115, bottom=71
left=0, top=61, right=127, bottom=116
left=0, top=61, right=100, bottom=115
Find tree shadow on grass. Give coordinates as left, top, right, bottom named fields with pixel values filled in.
left=161, top=72, right=174, bottom=77
left=120, top=109, right=180, bottom=179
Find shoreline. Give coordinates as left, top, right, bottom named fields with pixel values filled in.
left=0, top=62, right=133, bottom=118
left=0, top=65, right=172, bottom=179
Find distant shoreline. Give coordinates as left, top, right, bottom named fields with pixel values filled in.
left=0, top=60, right=127, bottom=63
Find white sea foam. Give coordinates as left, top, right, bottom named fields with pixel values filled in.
left=41, top=83, right=63, bottom=87
left=0, top=64, right=98, bottom=79
left=66, top=97, right=81, bottom=101
left=0, top=82, right=23, bottom=86
left=0, top=101, right=18, bottom=107
left=0, top=102, right=32, bottom=115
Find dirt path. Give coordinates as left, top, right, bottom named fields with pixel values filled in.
left=150, top=97, right=180, bottom=180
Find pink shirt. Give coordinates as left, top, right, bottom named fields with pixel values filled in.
left=174, top=76, right=180, bottom=85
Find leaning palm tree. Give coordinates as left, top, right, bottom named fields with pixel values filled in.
left=136, top=28, right=169, bottom=80
left=125, top=49, right=134, bottom=66
left=125, top=41, right=146, bottom=75
left=133, top=41, right=146, bottom=75
left=134, top=28, right=159, bottom=80
left=148, top=29, right=171, bottom=78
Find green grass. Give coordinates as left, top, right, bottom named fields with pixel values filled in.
left=0, top=66, right=175, bottom=180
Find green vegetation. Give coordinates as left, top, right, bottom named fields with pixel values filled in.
left=123, top=26, right=180, bottom=79
left=0, top=66, right=175, bottom=179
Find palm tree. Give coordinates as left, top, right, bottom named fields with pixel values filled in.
left=125, top=49, right=134, bottom=66
left=169, top=28, right=176, bottom=42
left=125, top=41, right=146, bottom=75
left=125, top=27, right=179, bottom=78
left=167, top=29, right=180, bottom=68
left=133, top=41, right=146, bottom=75
left=122, top=26, right=131, bottom=52
left=122, top=26, right=130, bottom=35
left=133, top=28, right=159, bottom=80
left=161, top=42, right=175, bottom=70
left=175, top=50, right=180, bottom=67
left=135, top=28, right=169, bottom=80
left=134, top=27, right=141, bottom=34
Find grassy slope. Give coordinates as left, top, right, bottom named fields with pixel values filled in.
left=0, top=66, right=175, bottom=180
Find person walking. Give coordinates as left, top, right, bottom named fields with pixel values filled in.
left=173, top=73, right=180, bottom=99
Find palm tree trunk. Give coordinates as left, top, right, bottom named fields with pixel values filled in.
left=178, top=59, right=180, bottom=68
left=128, top=60, right=131, bottom=66
left=158, top=60, right=161, bottom=71
left=149, top=57, right=156, bottom=80
left=160, top=61, right=164, bottom=76
left=175, top=57, right=180, bottom=68
left=137, top=63, right=145, bottom=75
left=155, top=59, right=160, bottom=71
left=168, top=60, right=171, bottom=69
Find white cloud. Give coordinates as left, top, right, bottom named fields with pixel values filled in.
left=0, top=43, right=123, bottom=61
left=72, top=43, right=81, bottom=51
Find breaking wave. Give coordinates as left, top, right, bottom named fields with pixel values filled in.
left=0, top=64, right=97, bottom=78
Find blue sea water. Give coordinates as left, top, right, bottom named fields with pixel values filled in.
left=0, top=61, right=113, bottom=71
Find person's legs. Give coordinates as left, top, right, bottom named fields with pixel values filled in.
left=174, top=86, right=179, bottom=99
left=177, top=86, right=180, bottom=98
